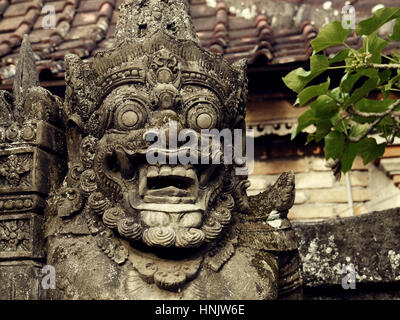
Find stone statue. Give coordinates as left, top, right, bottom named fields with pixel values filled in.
left=0, top=0, right=302, bottom=300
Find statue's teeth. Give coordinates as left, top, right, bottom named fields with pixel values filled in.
left=139, top=165, right=148, bottom=196
left=147, top=166, right=159, bottom=178
left=160, top=165, right=172, bottom=176
left=173, top=166, right=186, bottom=177
left=186, top=169, right=196, bottom=180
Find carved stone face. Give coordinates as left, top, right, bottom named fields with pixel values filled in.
left=86, top=49, right=237, bottom=249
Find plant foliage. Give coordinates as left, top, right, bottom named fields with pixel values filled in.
left=283, top=8, right=400, bottom=174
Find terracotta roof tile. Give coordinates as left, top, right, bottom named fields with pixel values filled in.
left=0, top=0, right=9, bottom=16
left=0, top=15, right=24, bottom=32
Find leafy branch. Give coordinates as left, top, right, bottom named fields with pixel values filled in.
left=283, top=8, right=400, bottom=176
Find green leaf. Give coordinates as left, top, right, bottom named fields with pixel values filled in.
left=329, top=49, right=350, bottom=65
left=389, top=18, right=400, bottom=41
left=315, top=120, right=332, bottom=143
left=291, top=109, right=317, bottom=139
left=310, top=54, right=330, bottom=74
left=330, top=87, right=342, bottom=101
left=356, top=7, right=400, bottom=36
left=283, top=68, right=311, bottom=93
left=283, top=55, right=329, bottom=93
left=341, top=142, right=360, bottom=173
left=384, top=74, right=400, bottom=93
left=340, top=69, right=378, bottom=93
left=291, top=124, right=299, bottom=140
left=361, top=33, right=388, bottom=64
left=355, top=98, right=396, bottom=113
left=330, top=113, right=349, bottom=134
left=306, top=133, right=316, bottom=145
left=379, top=69, right=392, bottom=85
left=310, top=95, right=338, bottom=119
left=358, top=138, right=386, bottom=165
left=350, top=123, right=370, bottom=139
left=311, top=21, right=351, bottom=53
left=297, top=78, right=330, bottom=106
left=325, top=131, right=345, bottom=160
left=344, top=77, right=380, bottom=107
left=377, top=117, right=395, bottom=137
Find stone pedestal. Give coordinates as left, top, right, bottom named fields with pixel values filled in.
left=0, top=36, right=65, bottom=300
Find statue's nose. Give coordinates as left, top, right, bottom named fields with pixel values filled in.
left=148, top=110, right=189, bottom=148
left=151, top=109, right=182, bottom=127
left=152, top=83, right=181, bottom=111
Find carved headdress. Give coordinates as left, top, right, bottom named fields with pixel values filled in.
left=65, top=0, right=248, bottom=135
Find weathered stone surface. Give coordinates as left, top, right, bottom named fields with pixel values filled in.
left=0, top=261, right=43, bottom=300
left=0, top=148, right=53, bottom=195
left=0, top=213, right=44, bottom=260
left=293, top=208, right=400, bottom=299
left=46, top=233, right=282, bottom=300
left=0, top=35, right=65, bottom=300
left=41, top=0, right=303, bottom=300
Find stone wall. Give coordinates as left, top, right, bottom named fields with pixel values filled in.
left=292, top=208, right=400, bottom=299
left=247, top=155, right=400, bottom=221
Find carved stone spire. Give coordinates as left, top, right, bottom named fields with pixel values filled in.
left=115, top=0, right=199, bottom=44
left=13, top=35, right=39, bottom=122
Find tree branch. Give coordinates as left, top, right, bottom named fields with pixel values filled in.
left=348, top=98, right=400, bottom=118
left=347, top=99, right=400, bottom=143
left=347, top=118, right=383, bottom=143
left=369, top=63, right=400, bottom=69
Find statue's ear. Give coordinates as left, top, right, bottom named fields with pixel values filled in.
left=66, top=114, right=85, bottom=164
left=232, top=58, right=247, bottom=80
left=64, top=53, right=94, bottom=120
left=231, top=58, right=248, bottom=117
left=64, top=54, right=84, bottom=81
left=64, top=53, right=100, bottom=165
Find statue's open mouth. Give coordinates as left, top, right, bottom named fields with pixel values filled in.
left=97, top=143, right=228, bottom=247
left=106, top=144, right=225, bottom=214
left=140, top=164, right=198, bottom=203
left=138, top=164, right=218, bottom=204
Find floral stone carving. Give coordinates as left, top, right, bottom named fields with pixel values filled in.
left=0, top=219, right=30, bottom=252
left=0, top=154, right=31, bottom=187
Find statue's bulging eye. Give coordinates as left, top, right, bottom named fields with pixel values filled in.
left=121, top=111, right=138, bottom=127
left=186, top=103, right=218, bottom=131
left=196, top=113, right=213, bottom=129
left=114, top=101, right=147, bottom=130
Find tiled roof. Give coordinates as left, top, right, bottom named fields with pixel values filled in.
left=0, top=0, right=317, bottom=87
left=0, top=0, right=399, bottom=87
